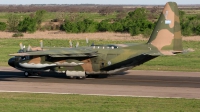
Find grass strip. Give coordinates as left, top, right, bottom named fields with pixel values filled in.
left=0, top=92, right=200, bottom=112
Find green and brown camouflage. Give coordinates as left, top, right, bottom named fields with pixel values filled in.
left=8, top=2, right=184, bottom=78
left=147, top=2, right=182, bottom=54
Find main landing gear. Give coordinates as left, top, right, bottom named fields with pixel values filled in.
left=24, top=71, right=40, bottom=77
left=66, top=76, right=86, bottom=79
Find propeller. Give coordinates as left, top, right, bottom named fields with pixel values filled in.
left=23, top=45, right=26, bottom=52
left=86, top=37, right=89, bottom=46
left=69, top=40, right=73, bottom=48
left=18, top=43, right=27, bottom=53
left=40, top=40, right=43, bottom=49
left=19, top=42, right=23, bottom=50
left=76, top=42, right=79, bottom=48
left=27, top=45, right=31, bottom=52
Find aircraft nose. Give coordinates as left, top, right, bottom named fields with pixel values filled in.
left=8, top=57, right=15, bottom=67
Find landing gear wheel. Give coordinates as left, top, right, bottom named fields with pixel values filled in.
left=66, top=76, right=86, bottom=79
left=66, top=76, right=75, bottom=79
left=76, top=76, right=86, bottom=79
left=24, top=71, right=30, bottom=77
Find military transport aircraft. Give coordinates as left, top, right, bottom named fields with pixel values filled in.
left=8, top=2, right=183, bottom=79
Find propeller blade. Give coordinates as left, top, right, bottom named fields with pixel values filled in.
left=27, top=45, right=31, bottom=51
left=19, top=43, right=23, bottom=50
left=40, top=40, right=43, bottom=49
left=76, top=42, right=79, bottom=47
left=86, top=37, right=89, bottom=46
left=86, top=37, right=88, bottom=44
left=23, top=45, right=26, bottom=52
left=69, top=40, right=72, bottom=48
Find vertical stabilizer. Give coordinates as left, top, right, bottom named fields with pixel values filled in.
left=147, top=2, right=182, bottom=54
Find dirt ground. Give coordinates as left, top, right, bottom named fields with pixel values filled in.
left=0, top=31, right=200, bottom=41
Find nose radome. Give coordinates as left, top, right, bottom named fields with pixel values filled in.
left=8, top=57, right=15, bottom=67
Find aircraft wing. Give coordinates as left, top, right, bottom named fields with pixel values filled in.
left=9, top=47, right=97, bottom=57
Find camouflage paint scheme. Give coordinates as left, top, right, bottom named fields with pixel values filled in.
left=8, top=2, right=183, bottom=77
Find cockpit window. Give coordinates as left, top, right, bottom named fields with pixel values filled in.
left=92, top=45, right=119, bottom=49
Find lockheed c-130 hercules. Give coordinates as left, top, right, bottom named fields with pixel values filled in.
left=8, top=2, right=185, bottom=79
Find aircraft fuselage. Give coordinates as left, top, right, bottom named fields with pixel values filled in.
left=8, top=43, right=158, bottom=75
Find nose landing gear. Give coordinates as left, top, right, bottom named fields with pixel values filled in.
left=24, top=71, right=29, bottom=77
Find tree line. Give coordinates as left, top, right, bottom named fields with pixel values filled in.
left=0, top=8, right=200, bottom=37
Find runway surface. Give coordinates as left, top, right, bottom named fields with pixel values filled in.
left=0, top=67, right=200, bottom=99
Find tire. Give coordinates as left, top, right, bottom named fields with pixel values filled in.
left=24, top=71, right=30, bottom=77
left=66, top=76, right=75, bottom=79
left=76, top=76, right=86, bottom=79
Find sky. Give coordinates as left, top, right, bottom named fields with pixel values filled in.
left=1, top=0, right=200, bottom=5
